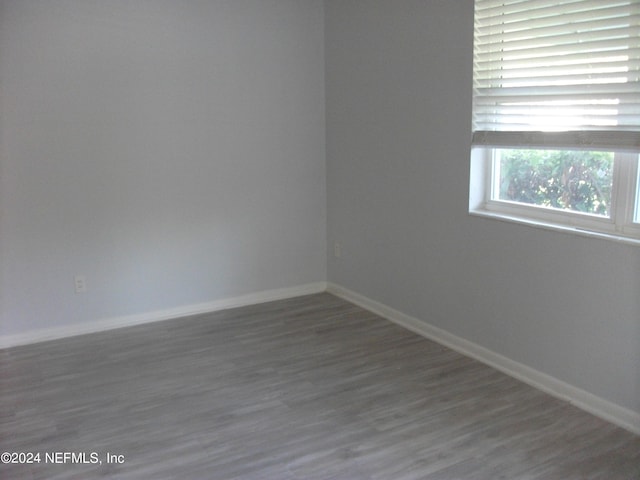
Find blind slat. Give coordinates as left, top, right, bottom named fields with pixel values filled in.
left=474, top=59, right=640, bottom=79
left=477, top=28, right=640, bottom=54
left=474, top=114, right=640, bottom=125
left=475, top=50, right=640, bottom=71
left=475, top=72, right=639, bottom=87
left=474, top=83, right=639, bottom=97
left=476, top=2, right=636, bottom=26
left=477, top=12, right=639, bottom=37
left=476, top=0, right=623, bottom=15
left=474, top=106, right=640, bottom=116
left=475, top=38, right=639, bottom=63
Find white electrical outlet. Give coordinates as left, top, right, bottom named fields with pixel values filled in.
left=74, top=275, right=87, bottom=293
left=334, top=242, right=342, bottom=258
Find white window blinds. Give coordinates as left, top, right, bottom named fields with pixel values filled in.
left=472, top=0, right=640, bottom=151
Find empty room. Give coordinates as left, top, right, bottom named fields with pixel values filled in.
left=1, top=0, right=639, bottom=479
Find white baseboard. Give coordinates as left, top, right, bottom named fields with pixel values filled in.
left=0, top=282, right=327, bottom=349
left=326, top=282, right=640, bottom=436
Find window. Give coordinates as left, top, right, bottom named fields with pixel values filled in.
left=470, top=0, right=640, bottom=243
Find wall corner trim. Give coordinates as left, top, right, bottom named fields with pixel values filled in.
left=0, top=282, right=328, bottom=349
left=326, top=282, right=640, bottom=436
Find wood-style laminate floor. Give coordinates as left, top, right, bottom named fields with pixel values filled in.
left=1, top=293, right=638, bottom=480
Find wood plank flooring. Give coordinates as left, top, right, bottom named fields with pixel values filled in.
left=1, top=293, right=638, bottom=479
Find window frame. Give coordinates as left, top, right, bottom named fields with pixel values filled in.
left=470, top=147, right=640, bottom=245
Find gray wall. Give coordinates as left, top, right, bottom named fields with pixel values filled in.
left=0, top=0, right=326, bottom=336
left=325, top=0, right=640, bottom=414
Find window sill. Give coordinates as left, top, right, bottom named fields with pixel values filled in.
left=469, top=208, right=640, bottom=247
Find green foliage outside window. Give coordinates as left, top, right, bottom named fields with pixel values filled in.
left=497, top=149, right=614, bottom=217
